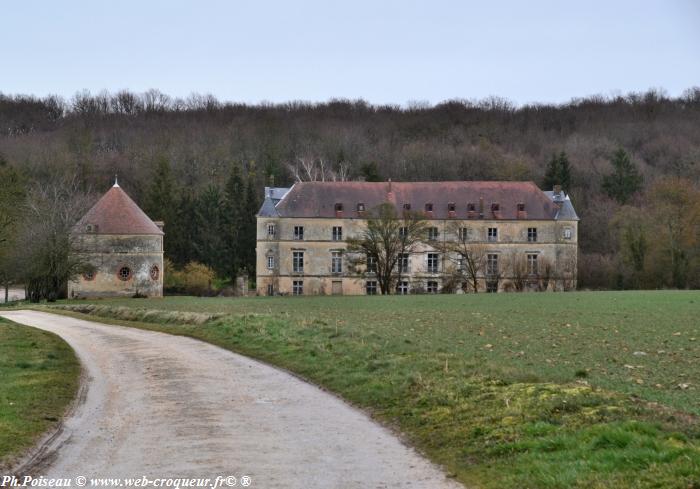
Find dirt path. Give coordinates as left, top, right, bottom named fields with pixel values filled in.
left=0, top=311, right=463, bottom=489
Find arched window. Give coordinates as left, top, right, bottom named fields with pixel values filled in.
left=118, top=266, right=132, bottom=281
left=150, top=265, right=160, bottom=281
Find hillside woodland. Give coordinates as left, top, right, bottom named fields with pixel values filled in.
left=0, top=88, right=699, bottom=296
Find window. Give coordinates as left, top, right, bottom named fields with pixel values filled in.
left=267, top=255, right=275, bottom=270
left=293, top=280, right=303, bottom=295
left=267, top=223, right=276, bottom=237
left=399, top=226, right=408, bottom=238
left=448, top=202, right=456, bottom=212
left=403, top=203, right=411, bottom=211
left=427, top=227, right=439, bottom=241
left=335, top=202, right=343, bottom=212
left=528, top=227, right=537, bottom=242
left=487, top=227, right=498, bottom=242
left=563, top=228, right=573, bottom=239
left=150, top=265, right=160, bottom=281
left=267, top=283, right=274, bottom=296
left=83, top=270, right=95, bottom=281
left=427, top=253, right=439, bottom=273
left=294, top=226, right=304, bottom=240
left=427, top=281, right=438, bottom=293
left=491, top=203, right=500, bottom=212
left=366, top=254, right=377, bottom=273
left=467, top=203, right=476, bottom=212
left=397, top=281, right=409, bottom=295
left=398, top=253, right=410, bottom=273
left=331, top=251, right=342, bottom=274
left=527, top=254, right=538, bottom=275
left=357, top=202, right=365, bottom=212
left=457, top=255, right=465, bottom=271
left=366, top=281, right=378, bottom=295
left=293, top=251, right=304, bottom=273
left=118, top=266, right=132, bottom=281
left=486, top=254, right=499, bottom=276
left=517, top=203, right=525, bottom=212
left=458, top=227, right=469, bottom=241
left=332, top=226, right=343, bottom=241
left=425, top=202, right=433, bottom=212
left=486, top=281, right=498, bottom=293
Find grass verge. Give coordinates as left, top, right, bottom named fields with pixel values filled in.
left=0, top=318, right=80, bottom=470
left=42, top=291, right=700, bottom=488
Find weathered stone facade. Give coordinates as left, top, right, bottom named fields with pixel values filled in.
left=68, top=182, right=164, bottom=299
left=256, top=182, right=578, bottom=295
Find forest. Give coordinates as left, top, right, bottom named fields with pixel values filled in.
left=0, top=87, right=699, bottom=296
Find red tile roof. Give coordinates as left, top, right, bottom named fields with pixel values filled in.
left=74, top=184, right=164, bottom=235
left=275, top=181, right=560, bottom=220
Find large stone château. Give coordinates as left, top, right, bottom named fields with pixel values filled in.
left=256, top=181, right=578, bottom=295
left=68, top=181, right=164, bottom=298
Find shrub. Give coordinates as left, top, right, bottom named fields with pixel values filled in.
left=163, top=259, right=216, bottom=296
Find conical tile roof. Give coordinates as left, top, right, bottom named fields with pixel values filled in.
left=74, top=183, right=164, bottom=235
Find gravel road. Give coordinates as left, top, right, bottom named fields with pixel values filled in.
left=0, top=311, right=463, bottom=489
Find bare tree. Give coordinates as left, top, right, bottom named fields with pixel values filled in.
left=14, top=178, right=93, bottom=301
left=347, top=203, right=427, bottom=294
left=435, top=222, right=487, bottom=293
left=286, top=156, right=350, bottom=182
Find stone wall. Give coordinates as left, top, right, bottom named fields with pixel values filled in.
left=68, top=234, right=164, bottom=298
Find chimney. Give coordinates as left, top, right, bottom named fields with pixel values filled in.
left=552, top=185, right=564, bottom=203
left=478, top=197, right=484, bottom=219
left=265, top=186, right=272, bottom=198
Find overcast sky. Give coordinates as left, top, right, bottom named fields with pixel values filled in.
left=2, top=0, right=698, bottom=106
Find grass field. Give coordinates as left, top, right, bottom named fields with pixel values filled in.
left=0, top=318, right=80, bottom=469
left=51, top=291, right=700, bottom=488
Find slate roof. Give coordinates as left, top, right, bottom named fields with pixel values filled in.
left=257, top=187, right=291, bottom=217
left=543, top=191, right=580, bottom=220
left=74, top=183, right=164, bottom=235
left=266, top=181, right=578, bottom=220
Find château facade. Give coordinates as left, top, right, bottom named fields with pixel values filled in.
left=256, top=181, right=578, bottom=295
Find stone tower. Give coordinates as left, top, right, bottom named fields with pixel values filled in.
left=68, top=180, right=164, bottom=298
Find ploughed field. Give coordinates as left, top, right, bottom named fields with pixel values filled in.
left=56, top=291, right=700, bottom=488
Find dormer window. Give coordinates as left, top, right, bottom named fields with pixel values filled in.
left=448, top=203, right=456, bottom=212
left=425, top=203, right=433, bottom=212
left=335, top=203, right=343, bottom=212
left=517, top=203, right=525, bottom=212
left=491, top=203, right=500, bottom=212
left=467, top=203, right=476, bottom=212
left=357, top=203, right=365, bottom=212
left=403, top=203, right=411, bottom=211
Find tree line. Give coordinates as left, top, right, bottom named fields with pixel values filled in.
left=0, top=87, right=699, bottom=297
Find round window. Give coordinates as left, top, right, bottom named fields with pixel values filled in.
left=118, top=266, right=132, bottom=281
left=150, top=265, right=160, bottom=281
left=83, top=270, right=96, bottom=281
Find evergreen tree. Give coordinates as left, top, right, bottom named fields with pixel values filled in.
left=602, top=148, right=643, bottom=204
left=240, top=169, right=260, bottom=279
left=144, top=156, right=175, bottom=222
left=194, top=185, right=226, bottom=274
left=542, top=152, right=571, bottom=192
left=222, top=164, right=245, bottom=279
left=167, top=191, right=199, bottom=266
left=360, top=161, right=382, bottom=182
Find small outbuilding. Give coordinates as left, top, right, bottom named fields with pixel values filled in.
left=68, top=180, right=164, bottom=298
